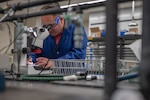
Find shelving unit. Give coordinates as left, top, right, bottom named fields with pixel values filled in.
left=86, top=34, right=141, bottom=60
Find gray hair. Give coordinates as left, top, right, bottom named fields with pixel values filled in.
left=41, top=3, right=62, bottom=16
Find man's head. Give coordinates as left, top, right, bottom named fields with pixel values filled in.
left=41, top=3, right=64, bottom=36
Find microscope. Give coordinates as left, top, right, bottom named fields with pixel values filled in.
left=11, top=22, right=49, bottom=77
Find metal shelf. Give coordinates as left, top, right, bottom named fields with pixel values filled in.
left=88, top=34, right=141, bottom=42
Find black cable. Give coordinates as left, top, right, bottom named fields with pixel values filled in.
left=0, top=26, right=24, bottom=53
left=38, top=67, right=46, bottom=75
left=0, top=45, right=9, bottom=52
left=68, top=0, right=71, bottom=7
left=4, top=23, right=12, bottom=54
left=38, top=59, right=49, bottom=75
left=6, top=23, right=12, bottom=44
left=0, top=2, right=12, bottom=53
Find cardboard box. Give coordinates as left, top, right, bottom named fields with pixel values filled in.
left=90, top=27, right=101, bottom=37
left=129, top=28, right=138, bottom=33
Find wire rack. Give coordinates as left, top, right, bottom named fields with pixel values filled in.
left=24, top=59, right=139, bottom=81
left=50, top=59, right=139, bottom=77
left=50, top=59, right=105, bottom=76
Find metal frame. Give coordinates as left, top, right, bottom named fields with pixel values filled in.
left=105, top=1, right=118, bottom=100
left=2, top=0, right=150, bottom=100
left=140, top=0, right=150, bottom=99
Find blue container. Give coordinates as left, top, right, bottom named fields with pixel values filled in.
left=0, top=72, right=5, bottom=92
left=101, top=30, right=106, bottom=37
left=120, top=31, right=125, bottom=37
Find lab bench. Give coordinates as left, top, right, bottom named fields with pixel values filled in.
left=0, top=78, right=140, bottom=100
left=1, top=80, right=104, bottom=100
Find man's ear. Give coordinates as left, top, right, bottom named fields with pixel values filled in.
left=59, top=16, right=64, bottom=23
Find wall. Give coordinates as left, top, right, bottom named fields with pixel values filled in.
left=0, top=22, right=14, bottom=55
left=87, top=4, right=142, bottom=61
left=83, top=19, right=89, bottom=35
left=89, top=6, right=142, bottom=37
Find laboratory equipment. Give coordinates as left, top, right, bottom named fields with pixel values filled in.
left=10, top=22, right=49, bottom=77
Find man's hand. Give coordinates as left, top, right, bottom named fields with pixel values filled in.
left=36, top=57, right=54, bottom=69
left=27, top=56, right=33, bottom=65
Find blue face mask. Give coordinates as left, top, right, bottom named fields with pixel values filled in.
left=42, top=16, right=60, bottom=30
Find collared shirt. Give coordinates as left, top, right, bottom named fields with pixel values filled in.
left=54, top=32, right=62, bottom=45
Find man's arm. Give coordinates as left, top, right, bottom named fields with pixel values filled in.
left=29, top=52, right=42, bottom=63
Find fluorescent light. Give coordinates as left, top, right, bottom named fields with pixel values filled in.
left=86, top=0, right=106, bottom=4
left=60, top=4, right=78, bottom=9
left=60, top=0, right=106, bottom=9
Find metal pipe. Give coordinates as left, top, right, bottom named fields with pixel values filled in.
left=128, top=0, right=138, bottom=26
left=12, top=21, right=24, bottom=77
left=10, top=0, right=65, bottom=10
left=105, top=0, right=118, bottom=100
left=1, top=0, right=133, bottom=22
left=0, top=0, right=65, bottom=13
left=0, top=0, right=10, bottom=3
left=140, top=0, right=150, bottom=99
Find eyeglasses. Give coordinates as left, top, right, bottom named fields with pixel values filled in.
left=42, top=16, right=60, bottom=30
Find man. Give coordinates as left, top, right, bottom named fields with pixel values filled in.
left=30, top=4, right=88, bottom=69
